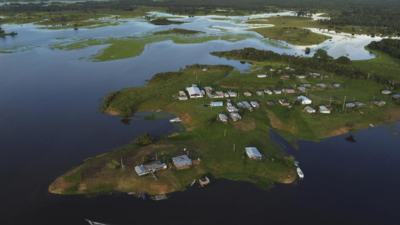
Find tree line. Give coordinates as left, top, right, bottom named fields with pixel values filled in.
left=368, top=39, right=400, bottom=59
left=211, top=48, right=400, bottom=90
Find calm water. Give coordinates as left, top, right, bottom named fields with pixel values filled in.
left=1, top=12, right=399, bottom=225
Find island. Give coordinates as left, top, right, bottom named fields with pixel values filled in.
left=49, top=44, right=400, bottom=195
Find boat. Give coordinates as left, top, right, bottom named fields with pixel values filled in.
left=257, top=74, right=267, bottom=78
left=151, top=194, right=168, bottom=201
left=297, top=167, right=304, bottom=178
left=294, top=161, right=299, bottom=167
left=142, top=193, right=146, bottom=200
left=199, top=176, right=210, bottom=187
left=85, top=219, right=109, bottom=225
left=127, top=192, right=136, bottom=195
left=370, top=124, right=374, bottom=127
left=170, top=117, right=181, bottom=123
left=190, top=179, right=196, bottom=186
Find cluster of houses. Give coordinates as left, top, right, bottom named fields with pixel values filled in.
left=135, top=154, right=193, bottom=177
left=219, top=99, right=261, bottom=122
left=382, top=90, right=400, bottom=101
left=178, top=85, right=238, bottom=101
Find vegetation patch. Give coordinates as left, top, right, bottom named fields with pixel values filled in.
left=143, top=113, right=171, bottom=120
left=149, top=18, right=185, bottom=25
left=154, top=28, right=204, bottom=35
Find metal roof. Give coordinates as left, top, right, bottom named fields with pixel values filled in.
left=245, top=147, right=262, bottom=158
left=135, top=166, right=147, bottom=174
left=172, top=155, right=192, bottom=167
left=186, top=87, right=202, bottom=96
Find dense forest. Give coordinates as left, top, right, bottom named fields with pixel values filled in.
left=368, top=39, right=400, bottom=59
left=211, top=48, right=400, bottom=90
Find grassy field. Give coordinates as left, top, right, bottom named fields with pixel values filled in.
left=245, top=16, right=331, bottom=45
left=153, top=28, right=205, bottom=35
left=50, top=32, right=257, bottom=61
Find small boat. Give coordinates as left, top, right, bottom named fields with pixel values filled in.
left=86, top=219, right=109, bottom=225
left=199, top=176, right=210, bottom=187
left=257, top=74, right=267, bottom=78
left=142, top=194, right=146, bottom=200
left=170, top=117, right=181, bottom=123
left=190, top=179, right=196, bottom=186
left=370, top=124, right=374, bottom=127
left=127, top=192, right=136, bottom=195
left=297, top=167, right=304, bottom=179
left=152, top=194, right=168, bottom=201
left=294, top=161, right=299, bottom=167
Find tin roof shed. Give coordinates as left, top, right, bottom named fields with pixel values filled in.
left=172, top=155, right=192, bottom=167
left=245, top=147, right=262, bottom=159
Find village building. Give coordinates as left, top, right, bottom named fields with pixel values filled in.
left=346, top=103, right=356, bottom=108
left=392, top=94, right=400, bottom=99
left=282, top=88, right=295, bottom=93
left=237, top=102, right=245, bottom=108
left=172, top=155, right=192, bottom=170
left=303, top=84, right=312, bottom=88
left=230, top=112, right=242, bottom=121
left=354, top=102, right=366, bottom=107
left=310, top=72, right=320, bottom=77
left=250, top=101, right=260, bottom=108
left=297, top=95, right=312, bottom=105
left=218, top=114, right=228, bottom=123
left=280, top=75, right=290, bottom=80
left=202, top=68, right=208, bottom=72
left=304, top=106, right=316, bottom=113
left=289, top=68, right=296, bottom=72
left=199, top=177, right=210, bottom=187
left=270, top=68, right=275, bottom=72
left=256, top=91, right=264, bottom=96
left=279, top=99, right=290, bottom=106
left=316, top=83, right=327, bottom=88
left=298, top=87, right=307, bottom=92
left=285, top=66, right=291, bottom=70
left=226, top=106, right=239, bottom=112
left=178, top=91, right=188, bottom=101
left=264, top=89, right=273, bottom=95
left=224, top=93, right=230, bottom=98
left=215, top=91, right=224, bottom=98
left=319, top=106, right=331, bottom=114
left=333, top=83, right=341, bottom=88
left=273, top=90, right=282, bottom=94
left=245, top=147, right=262, bottom=160
left=242, top=101, right=253, bottom=111
left=186, top=86, right=203, bottom=98
left=210, top=101, right=224, bottom=107
left=135, top=166, right=148, bottom=177
left=257, top=74, right=267, bottom=78
left=228, top=91, right=237, bottom=97
left=373, top=100, right=386, bottom=106
left=135, top=161, right=167, bottom=177
left=382, top=90, right=391, bottom=95
left=267, top=101, right=274, bottom=106
left=297, top=75, right=306, bottom=79
left=244, top=91, right=252, bottom=97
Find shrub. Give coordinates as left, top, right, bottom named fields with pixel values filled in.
left=107, top=159, right=121, bottom=169
left=133, top=133, right=155, bottom=146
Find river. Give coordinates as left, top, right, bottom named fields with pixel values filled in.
left=0, top=11, right=398, bottom=225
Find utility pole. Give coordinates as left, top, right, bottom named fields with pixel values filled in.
left=342, top=96, right=347, bottom=111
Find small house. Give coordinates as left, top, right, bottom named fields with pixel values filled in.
left=297, top=87, right=307, bottom=92
left=392, top=94, right=400, bottom=99
left=250, top=101, right=260, bottom=108
left=228, top=91, right=237, bottom=97
left=297, top=95, right=312, bottom=105
left=210, top=101, right=224, bottom=107
left=280, top=75, right=290, bottom=80
left=297, top=75, right=306, bottom=79
left=382, top=90, right=391, bottom=95
left=373, top=100, right=386, bottom=106
left=199, top=177, right=210, bottom=187
left=135, top=166, right=148, bottom=176
left=354, top=102, right=366, bottom=107
left=310, top=72, right=320, bottom=77
left=215, top=91, right=224, bottom=98
left=346, top=103, right=356, bottom=108
left=270, top=68, right=275, bottom=72
left=278, top=70, right=282, bottom=73
left=224, top=93, right=230, bottom=98
left=285, top=66, right=291, bottom=70
left=264, top=89, right=273, bottom=95
left=244, top=91, right=252, bottom=97
left=257, top=74, right=267, bottom=78
left=142, top=161, right=168, bottom=173
left=230, top=112, right=241, bottom=121
left=267, top=101, right=274, bottom=106
left=202, top=68, right=208, bottom=72
left=304, top=106, right=316, bottom=113
left=218, top=114, right=228, bottom=123
left=279, top=99, right=290, bottom=106
left=226, top=106, right=239, bottom=112
left=237, top=102, right=245, bottom=108
left=319, top=106, right=331, bottom=114
left=245, top=147, right=262, bottom=160
left=204, top=86, right=213, bottom=94
left=273, top=90, right=282, bottom=94
left=186, top=87, right=203, bottom=98
left=303, top=84, right=311, bottom=88
left=333, top=83, right=341, bottom=88
left=316, top=83, right=327, bottom=88
left=172, top=155, right=192, bottom=170
left=256, top=91, right=264, bottom=96
left=290, top=68, right=296, bottom=72
left=283, top=88, right=295, bottom=93
left=178, top=91, right=188, bottom=101
left=242, top=101, right=253, bottom=111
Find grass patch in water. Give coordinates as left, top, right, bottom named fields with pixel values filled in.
left=143, top=113, right=171, bottom=120
left=154, top=28, right=204, bottom=35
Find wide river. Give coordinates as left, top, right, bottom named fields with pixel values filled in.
left=1, top=11, right=399, bottom=225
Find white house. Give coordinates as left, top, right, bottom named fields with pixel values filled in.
left=228, top=91, right=237, bottom=97
left=392, top=94, right=400, bottom=99
left=273, top=90, right=282, bottom=94
left=226, top=106, right=239, bottom=112
left=264, top=89, right=273, bottom=95
left=186, top=87, right=203, bottom=98
left=382, top=90, right=391, bottom=95
left=218, top=114, right=228, bottom=122
left=210, top=101, right=224, bottom=107
left=304, top=106, right=316, bottom=113
left=319, top=106, right=331, bottom=114
left=245, top=147, right=262, bottom=160
left=297, top=95, right=312, bottom=105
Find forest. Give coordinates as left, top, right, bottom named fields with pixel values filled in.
left=211, top=48, right=400, bottom=91
left=368, top=39, right=400, bottom=59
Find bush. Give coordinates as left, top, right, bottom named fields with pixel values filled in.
left=64, top=170, right=83, bottom=183
left=107, top=159, right=121, bottom=169
left=133, top=133, right=155, bottom=146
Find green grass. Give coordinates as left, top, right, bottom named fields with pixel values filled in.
left=153, top=28, right=205, bottom=35
left=252, top=27, right=331, bottom=45
left=142, top=113, right=172, bottom=120
left=64, top=170, right=82, bottom=183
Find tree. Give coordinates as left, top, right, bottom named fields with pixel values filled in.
left=133, top=133, right=155, bottom=146
left=305, top=47, right=311, bottom=55
left=336, top=56, right=351, bottom=64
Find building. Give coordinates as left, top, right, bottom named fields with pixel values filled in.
left=242, top=101, right=253, bottom=111
left=178, top=91, right=188, bottom=101
left=354, top=102, right=365, bottom=107
left=202, top=68, right=208, bottom=72
left=382, top=90, right=391, bottom=95
left=245, top=147, right=262, bottom=160
left=264, top=89, right=273, bottom=95
left=226, top=106, right=239, bottom=112
left=298, top=87, right=307, bottom=92
left=250, top=101, right=260, bottom=108
left=135, top=166, right=148, bottom=176
left=282, top=88, right=295, bottom=93
left=297, top=95, right=312, bottom=105
left=280, top=75, right=290, bottom=80
left=199, top=177, right=210, bottom=187
left=186, top=87, right=203, bottom=98
left=210, top=101, right=224, bottom=107
left=215, top=91, right=224, bottom=98
left=218, top=114, right=228, bottom=123
left=244, top=91, right=252, bottom=97
left=257, top=74, right=267, bottom=78
left=319, top=106, right=330, bottom=114
left=273, top=90, right=282, bottom=94
left=333, top=83, right=341, bottom=88
left=172, top=155, right=192, bottom=170
left=303, top=84, right=311, bottom=88
left=392, top=94, right=400, bottom=99
left=135, top=161, right=167, bottom=177
left=297, top=75, right=306, bottom=79
left=267, top=101, right=274, bottom=106
left=279, top=99, right=290, bottom=106
left=310, top=72, right=320, bottom=77
left=230, top=112, right=241, bottom=121
left=304, top=106, right=316, bottom=113
left=256, top=91, right=264, bottom=96
left=316, top=83, right=327, bottom=88
left=270, top=68, right=275, bottom=72
left=373, top=100, right=386, bottom=106
left=228, top=91, right=237, bottom=97
left=346, top=103, right=356, bottom=108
